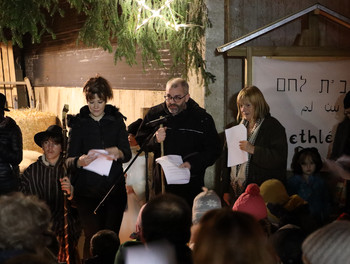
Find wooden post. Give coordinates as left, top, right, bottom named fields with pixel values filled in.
left=160, top=122, right=165, bottom=194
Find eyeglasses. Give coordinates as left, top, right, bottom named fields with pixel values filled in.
left=164, top=94, right=188, bottom=103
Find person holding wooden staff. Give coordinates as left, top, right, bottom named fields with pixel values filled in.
left=136, top=78, right=222, bottom=207
left=19, top=125, right=82, bottom=264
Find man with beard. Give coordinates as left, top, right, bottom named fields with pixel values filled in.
left=136, top=78, right=222, bottom=207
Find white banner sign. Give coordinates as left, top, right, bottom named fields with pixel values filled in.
left=253, top=57, right=350, bottom=169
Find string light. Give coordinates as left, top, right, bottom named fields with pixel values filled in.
left=136, top=0, right=191, bottom=31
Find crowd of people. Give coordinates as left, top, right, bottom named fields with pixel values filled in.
left=1, top=76, right=350, bottom=264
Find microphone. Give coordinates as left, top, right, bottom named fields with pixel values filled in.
left=145, top=115, right=172, bottom=127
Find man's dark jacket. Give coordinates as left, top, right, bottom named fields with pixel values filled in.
left=136, top=98, right=222, bottom=205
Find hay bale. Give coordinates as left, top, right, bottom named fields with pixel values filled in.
left=7, top=109, right=59, bottom=152
left=20, top=150, right=42, bottom=173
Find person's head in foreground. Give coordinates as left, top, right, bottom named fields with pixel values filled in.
left=302, top=220, right=350, bottom=264
left=0, top=192, right=54, bottom=262
left=88, top=229, right=120, bottom=262
left=193, top=208, right=277, bottom=264
left=141, top=193, right=191, bottom=245
left=140, top=193, right=192, bottom=264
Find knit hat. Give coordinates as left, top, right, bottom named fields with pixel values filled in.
left=344, top=91, right=350, bottom=109
left=0, top=93, right=9, bottom=111
left=192, top=187, right=222, bottom=224
left=260, top=179, right=290, bottom=223
left=260, top=179, right=289, bottom=205
left=127, top=118, right=143, bottom=136
left=232, top=183, right=267, bottom=220
left=302, top=220, right=350, bottom=264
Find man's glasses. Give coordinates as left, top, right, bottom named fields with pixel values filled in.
left=164, top=94, right=187, bottom=103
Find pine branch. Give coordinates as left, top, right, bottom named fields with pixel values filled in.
left=0, top=0, right=215, bottom=87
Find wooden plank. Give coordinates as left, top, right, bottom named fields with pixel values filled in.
left=246, top=47, right=253, bottom=86
left=227, top=46, right=350, bottom=57
left=24, top=77, right=35, bottom=108
left=0, top=47, right=4, bottom=83
left=135, top=90, right=147, bottom=119
left=0, top=42, right=18, bottom=108
left=7, top=41, right=18, bottom=104
left=117, top=90, right=135, bottom=123
left=1, top=43, right=10, bottom=83
left=0, top=43, right=13, bottom=108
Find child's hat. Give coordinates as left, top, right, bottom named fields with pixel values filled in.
left=232, top=183, right=267, bottom=220
left=192, top=187, right=222, bottom=224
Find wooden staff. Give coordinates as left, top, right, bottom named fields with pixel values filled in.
left=61, top=104, right=71, bottom=264
left=160, top=121, right=166, bottom=194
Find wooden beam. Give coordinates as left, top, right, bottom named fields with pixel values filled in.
left=318, top=10, right=350, bottom=29
left=217, top=4, right=320, bottom=52
left=226, top=46, right=350, bottom=57
left=246, top=47, right=253, bottom=86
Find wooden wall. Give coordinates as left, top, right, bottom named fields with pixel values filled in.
left=34, top=78, right=205, bottom=127
left=20, top=1, right=201, bottom=127
left=34, top=86, right=165, bottom=127
left=25, top=47, right=178, bottom=90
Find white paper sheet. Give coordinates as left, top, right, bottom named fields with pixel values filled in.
left=126, top=242, right=176, bottom=264
left=83, top=149, right=113, bottom=176
left=225, top=124, right=248, bottom=167
left=155, top=155, right=191, bottom=184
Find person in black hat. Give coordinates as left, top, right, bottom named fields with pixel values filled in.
left=19, top=124, right=82, bottom=264
left=330, top=91, right=350, bottom=213
left=0, top=93, right=23, bottom=195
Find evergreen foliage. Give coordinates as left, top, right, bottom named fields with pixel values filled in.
left=0, top=0, right=215, bottom=87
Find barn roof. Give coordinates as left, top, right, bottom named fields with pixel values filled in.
left=217, top=3, right=350, bottom=53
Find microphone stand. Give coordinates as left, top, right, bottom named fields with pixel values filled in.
left=94, top=125, right=158, bottom=214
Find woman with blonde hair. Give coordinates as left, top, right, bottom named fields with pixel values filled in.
left=224, top=86, right=287, bottom=204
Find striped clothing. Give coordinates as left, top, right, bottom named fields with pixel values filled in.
left=19, top=155, right=81, bottom=264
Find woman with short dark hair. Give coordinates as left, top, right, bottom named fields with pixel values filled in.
left=67, top=76, right=131, bottom=259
